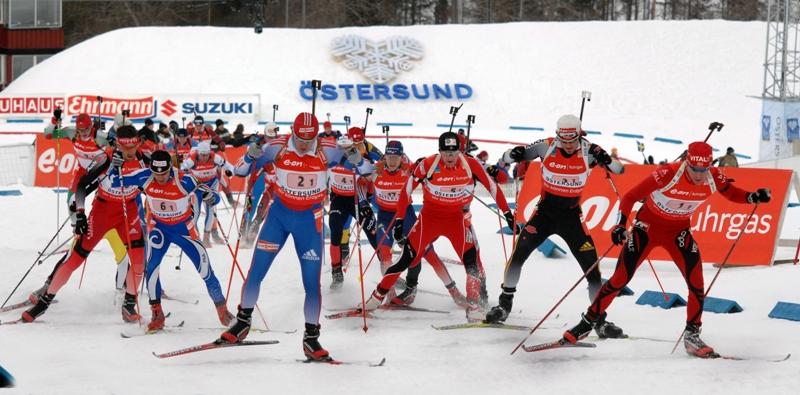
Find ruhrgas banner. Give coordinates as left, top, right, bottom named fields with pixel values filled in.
left=514, top=163, right=793, bottom=266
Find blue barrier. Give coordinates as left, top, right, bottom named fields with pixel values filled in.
left=703, top=296, right=743, bottom=313
left=52, top=188, right=68, bottom=194
left=636, top=290, right=687, bottom=309
left=6, top=118, right=44, bottom=123
left=614, top=132, right=645, bottom=139
left=601, top=278, right=635, bottom=296
left=0, top=190, right=21, bottom=196
left=536, top=238, right=567, bottom=257
left=508, top=126, right=544, bottom=131
left=653, top=137, right=682, bottom=144
left=585, top=130, right=602, bottom=135
left=487, top=202, right=517, bottom=210
left=436, top=123, right=469, bottom=129
left=768, top=301, right=800, bottom=322
left=377, top=122, right=414, bottom=127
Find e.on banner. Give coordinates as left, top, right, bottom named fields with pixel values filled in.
left=35, top=134, right=251, bottom=191
left=34, top=134, right=79, bottom=187
left=514, top=163, right=793, bottom=266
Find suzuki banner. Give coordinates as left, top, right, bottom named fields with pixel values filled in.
left=2, top=94, right=261, bottom=125
left=515, top=163, right=793, bottom=266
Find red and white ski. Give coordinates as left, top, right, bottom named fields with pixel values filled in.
left=297, top=357, right=386, bottom=367
left=152, top=339, right=279, bottom=359
left=522, top=339, right=597, bottom=352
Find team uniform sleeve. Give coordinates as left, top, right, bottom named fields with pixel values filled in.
left=108, top=167, right=150, bottom=190
left=395, top=164, right=423, bottom=219
left=521, top=140, right=550, bottom=162
left=180, top=157, right=195, bottom=171
left=215, top=154, right=235, bottom=173
left=618, top=167, right=667, bottom=224
left=235, top=143, right=277, bottom=176
left=587, top=143, right=624, bottom=174
left=74, top=153, right=111, bottom=211
left=469, top=157, right=510, bottom=213
left=712, top=169, right=750, bottom=203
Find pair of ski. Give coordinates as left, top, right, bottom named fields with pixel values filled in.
left=0, top=298, right=58, bottom=314
left=152, top=339, right=386, bottom=366
left=522, top=337, right=791, bottom=362
left=325, top=304, right=449, bottom=320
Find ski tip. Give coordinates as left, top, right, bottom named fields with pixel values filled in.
left=373, top=357, right=387, bottom=367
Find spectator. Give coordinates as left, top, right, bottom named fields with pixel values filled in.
left=712, top=147, right=739, bottom=167
left=318, top=121, right=341, bottom=140
left=645, top=155, right=655, bottom=165
left=610, top=147, right=619, bottom=160
left=214, top=119, right=231, bottom=144
left=138, top=118, right=158, bottom=144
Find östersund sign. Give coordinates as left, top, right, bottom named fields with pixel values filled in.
left=299, top=35, right=473, bottom=102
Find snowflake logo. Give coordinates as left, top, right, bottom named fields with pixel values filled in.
left=331, top=35, right=424, bottom=83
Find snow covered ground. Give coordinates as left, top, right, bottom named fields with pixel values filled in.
left=1, top=20, right=799, bottom=394
left=0, top=137, right=798, bottom=395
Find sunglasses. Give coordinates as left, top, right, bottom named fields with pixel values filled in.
left=687, top=164, right=710, bottom=173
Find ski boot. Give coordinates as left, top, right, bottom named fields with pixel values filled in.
left=147, top=303, right=165, bottom=332
left=211, top=229, right=225, bottom=244
left=220, top=306, right=253, bottom=343
left=121, top=292, right=141, bottom=322
left=446, top=282, right=470, bottom=308
left=28, top=282, right=50, bottom=305
left=484, top=286, right=515, bottom=324
left=683, top=324, right=719, bottom=358
left=330, top=266, right=344, bottom=291
left=302, top=323, right=331, bottom=361
left=563, top=313, right=595, bottom=344
left=215, top=301, right=234, bottom=326
left=21, top=293, right=54, bottom=322
left=594, top=312, right=625, bottom=339
left=390, top=285, right=417, bottom=306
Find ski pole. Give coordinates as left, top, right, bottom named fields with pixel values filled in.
left=361, top=216, right=398, bottom=276
left=117, top=163, right=142, bottom=325
left=579, top=90, right=592, bottom=121
left=447, top=104, right=463, bottom=133
left=344, top=115, right=351, bottom=130
left=511, top=244, right=614, bottom=355
left=363, top=108, right=373, bottom=133
left=213, top=211, right=270, bottom=331
left=272, top=104, right=278, bottom=122
left=352, top=174, right=369, bottom=332
left=465, top=114, right=475, bottom=153
left=670, top=203, right=759, bottom=354
left=673, top=121, right=723, bottom=161
left=1, top=216, right=70, bottom=308
left=382, top=125, right=390, bottom=148
left=310, top=80, right=321, bottom=116
left=37, top=236, right=73, bottom=265
left=603, top=169, right=667, bottom=302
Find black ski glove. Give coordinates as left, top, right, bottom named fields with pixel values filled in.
left=486, top=165, right=500, bottom=178
left=225, top=169, right=233, bottom=177
left=111, top=150, right=124, bottom=168
left=747, top=188, right=771, bottom=204
left=591, top=145, right=612, bottom=167
left=53, top=108, right=62, bottom=121
left=392, top=219, right=405, bottom=244
left=508, top=146, right=526, bottom=162
left=610, top=213, right=628, bottom=245
left=75, top=210, right=88, bottom=235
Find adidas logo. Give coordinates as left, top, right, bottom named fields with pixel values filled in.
left=579, top=241, right=595, bottom=252
left=302, top=249, right=320, bottom=261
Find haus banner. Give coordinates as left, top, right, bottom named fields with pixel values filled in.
left=514, top=163, right=792, bottom=266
